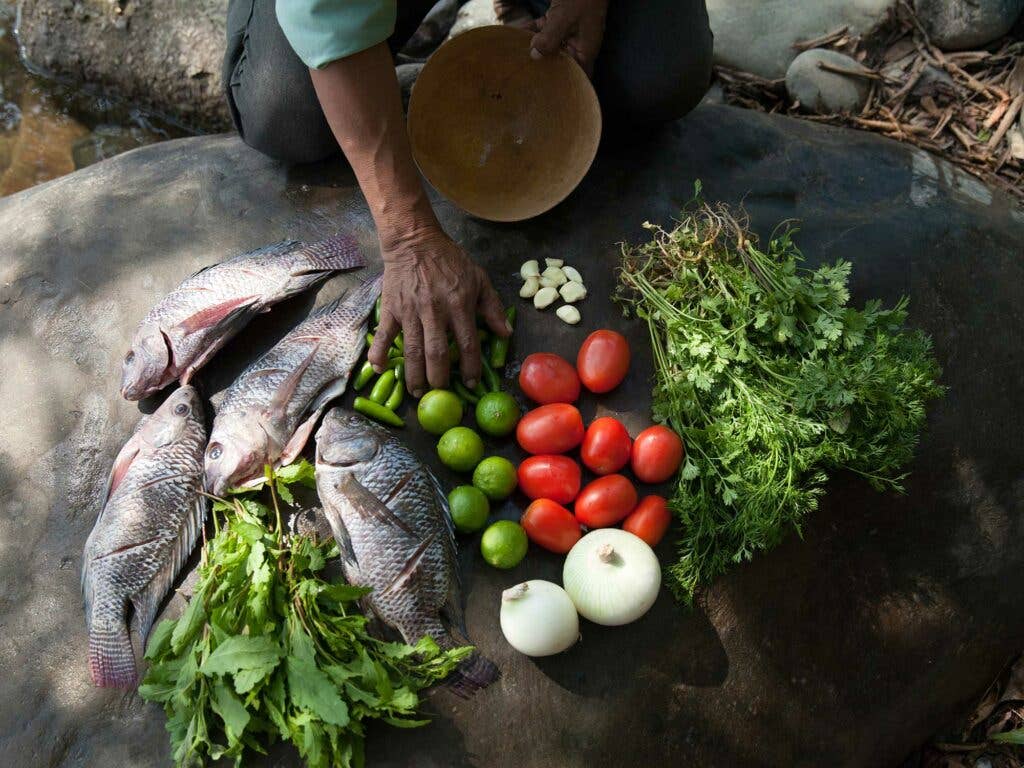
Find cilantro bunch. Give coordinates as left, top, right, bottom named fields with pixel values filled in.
left=617, top=192, right=944, bottom=603
left=140, top=461, right=471, bottom=767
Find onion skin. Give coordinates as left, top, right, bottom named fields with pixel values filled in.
left=562, top=529, right=661, bottom=626
left=499, top=580, right=580, bottom=656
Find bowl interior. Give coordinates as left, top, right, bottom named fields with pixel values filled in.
left=408, top=25, right=602, bottom=223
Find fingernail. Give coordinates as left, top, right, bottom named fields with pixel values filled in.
left=464, top=379, right=478, bottom=390
left=530, top=48, right=543, bottom=60
left=505, top=320, right=513, bottom=334
left=412, top=388, right=425, bottom=399
left=372, top=364, right=385, bottom=374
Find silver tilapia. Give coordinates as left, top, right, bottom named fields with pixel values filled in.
left=121, top=234, right=365, bottom=400
left=314, top=409, right=499, bottom=696
left=82, top=386, right=207, bottom=687
left=204, top=273, right=382, bottom=494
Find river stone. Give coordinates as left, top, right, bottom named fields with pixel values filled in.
left=447, top=0, right=499, bottom=39
left=15, top=0, right=230, bottom=131
left=786, top=49, right=872, bottom=114
left=2, top=106, right=1023, bottom=767
left=916, top=0, right=1024, bottom=50
left=707, top=0, right=896, bottom=79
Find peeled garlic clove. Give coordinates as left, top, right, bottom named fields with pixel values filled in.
left=520, top=276, right=540, bottom=298
left=545, top=258, right=564, bottom=268
left=556, top=305, right=581, bottom=324
left=520, top=260, right=540, bottom=279
left=562, top=265, right=583, bottom=283
left=559, top=280, right=587, bottom=303
left=539, top=276, right=558, bottom=288
left=534, top=286, right=559, bottom=309
left=541, top=267, right=567, bottom=286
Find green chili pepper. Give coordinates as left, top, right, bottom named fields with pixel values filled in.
left=354, top=397, right=405, bottom=427
left=489, top=306, right=516, bottom=368
left=453, top=380, right=479, bottom=405
left=393, top=332, right=404, bottom=352
left=373, top=297, right=382, bottom=326
left=366, top=332, right=375, bottom=347
left=472, top=379, right=487, bottom=398
left=385, top=377, right=405, bottom=410
left=388, top=346, right=403, bottom=359
left=448, top=340, right=460, bottom=363
left=353, top=360, right=375, bottom=391
left=388, top=356, right=404, bottom=369
left=481, top=358, right=501, bottom=392
left=369, top=369, right=397, bottom=404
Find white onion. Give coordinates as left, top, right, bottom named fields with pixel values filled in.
left=499, top=580, right=579, bottom=656
left=562, top=529, right=661, bottom=626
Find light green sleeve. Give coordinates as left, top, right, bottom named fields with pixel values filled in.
left=276, top=0, right=398, bottom=69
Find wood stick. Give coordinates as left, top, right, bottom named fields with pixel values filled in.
left=982, top=99, right=1011, bottom=130
left=816, top=61, right=885, bottom=81
left=930, top=107, right=955, bottom=139
left=987, top=93, right=1024, bottom=149
left=949, top=122, right=977, bottom=149
left=792, top=26, right=849, bottom=52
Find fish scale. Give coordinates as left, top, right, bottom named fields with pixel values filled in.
left=314, top=409, right=499, bottom=696
left=82, top=385, right=207, bottom=688
left=121, top=233, right=365, bottom=400
left=204, top=273, right=382, bottom=494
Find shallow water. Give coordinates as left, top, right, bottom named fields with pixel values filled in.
left=0, top=2, right=186, bottom=197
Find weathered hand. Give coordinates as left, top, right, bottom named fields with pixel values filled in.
left=369, top=227, right=510, bottom=397
left=529, top=0, right=609, bottom=77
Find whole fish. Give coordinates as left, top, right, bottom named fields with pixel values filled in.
left=82, top=386, right=207, bottom=687
left=121, top=234, right=365, bottom=400
left=314, top=409, right=499, bottom=696
left=204, top=273, right=382, bottom=495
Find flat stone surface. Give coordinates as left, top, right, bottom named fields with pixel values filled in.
left=2, top=105, right=1024, bottom=767
left=707, top=0, right=895, bottom=79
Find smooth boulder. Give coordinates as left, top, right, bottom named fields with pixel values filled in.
left=917, top=0, right=1024, bottom=50
left=786, top=49, right=872, bottom=113
left=707, top=0, right=895, bottom=79
left=2, top=106, right=1024, bottom=767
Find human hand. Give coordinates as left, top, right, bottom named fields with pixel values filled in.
left=368, top=226, right=510, bottom=398
left=529, top=0, right=609, bottom=77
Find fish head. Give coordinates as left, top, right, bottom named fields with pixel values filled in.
left=315, top=410, right=386, bottom=476
left=204, top=414, right=270, bottom=495
left=121, top=324, right=172, bottom=400
left=137, top=385, right=205, bottom=449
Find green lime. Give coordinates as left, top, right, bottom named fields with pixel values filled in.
left=447, top=485, right=490, bottom=534
left=417, top=389, right=463, bottom=435
left=480, top=520, right=529, bottom=569
left=474, top=392, right=521, bottom=437
left=437, top=426, right=485, bottom=473
left=472, top=456, right=518, bottom=500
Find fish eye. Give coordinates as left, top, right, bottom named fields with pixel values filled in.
left=208, top=443, right=222, bottom=460
left=124, top=351, right=135, bottom=365
left=174, top=403, right=189, bottom=416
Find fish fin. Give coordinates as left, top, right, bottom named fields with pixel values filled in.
left=338, top=474, right=418, bottom=538
left=105, top=434, right=143, bottom=503
left=343, top=271, right=384, bottom=318
left=178, top=296, right=260, bottom=336
left=178, top=303, right=261, bottom=384
left=88, top=605, right=139, bottom=688
left=444, top=652, right=499, bottom=698
left=317, top=499, right=363, bottom=581
left=130, top=494, right=207, bottom=643
left=217, top=239, right=303, bottom=269
left=309, top=296, right=343, bottom=319
left=265, top=341, right=321, bottom=418
left=291, top=233, right=365, bottom=275
left=428, top=469, right=461, bottom=587
left=276, top=374, right=350, bottom=467
left=440, top=578, right=469, bottom=641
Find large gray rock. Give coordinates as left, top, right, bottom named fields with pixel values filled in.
left=786, top=48, right=872, bottom=113
left=2, top=106, right=1024, bottom=767
left=917, top=0, right=1024, bottom=50
left=708, top=0, right=896, bottom=79
left=15, top=0, right=230, bottom=131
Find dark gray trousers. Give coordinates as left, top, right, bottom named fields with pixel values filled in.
left=223, top=0, right=713, bottom=164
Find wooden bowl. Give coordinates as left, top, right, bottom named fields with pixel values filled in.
left=407, top=25, right=601, bottom=223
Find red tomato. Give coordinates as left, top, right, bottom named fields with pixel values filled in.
left=622, top=495, right=671, bottom=547
left=574, top=474, right=638, bottom=528
left=521, top=499, right=582, bottom=553
left=580, top=417, right=632, bottom=475
left=631, top=425, right=685, bottom=483
left=516, top=404, right=585, bottom=455
left=518, top=353, right=581, bottom=404
left=577, top=330, right=631, bottom=394
left=517, top=455, right=582, bottom=504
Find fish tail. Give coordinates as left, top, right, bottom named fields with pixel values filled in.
left=88, top=623, right=138, bottom=688
left=299, top=233, right=365, bottom=273
left=445, top=651, right=499, bottom=698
